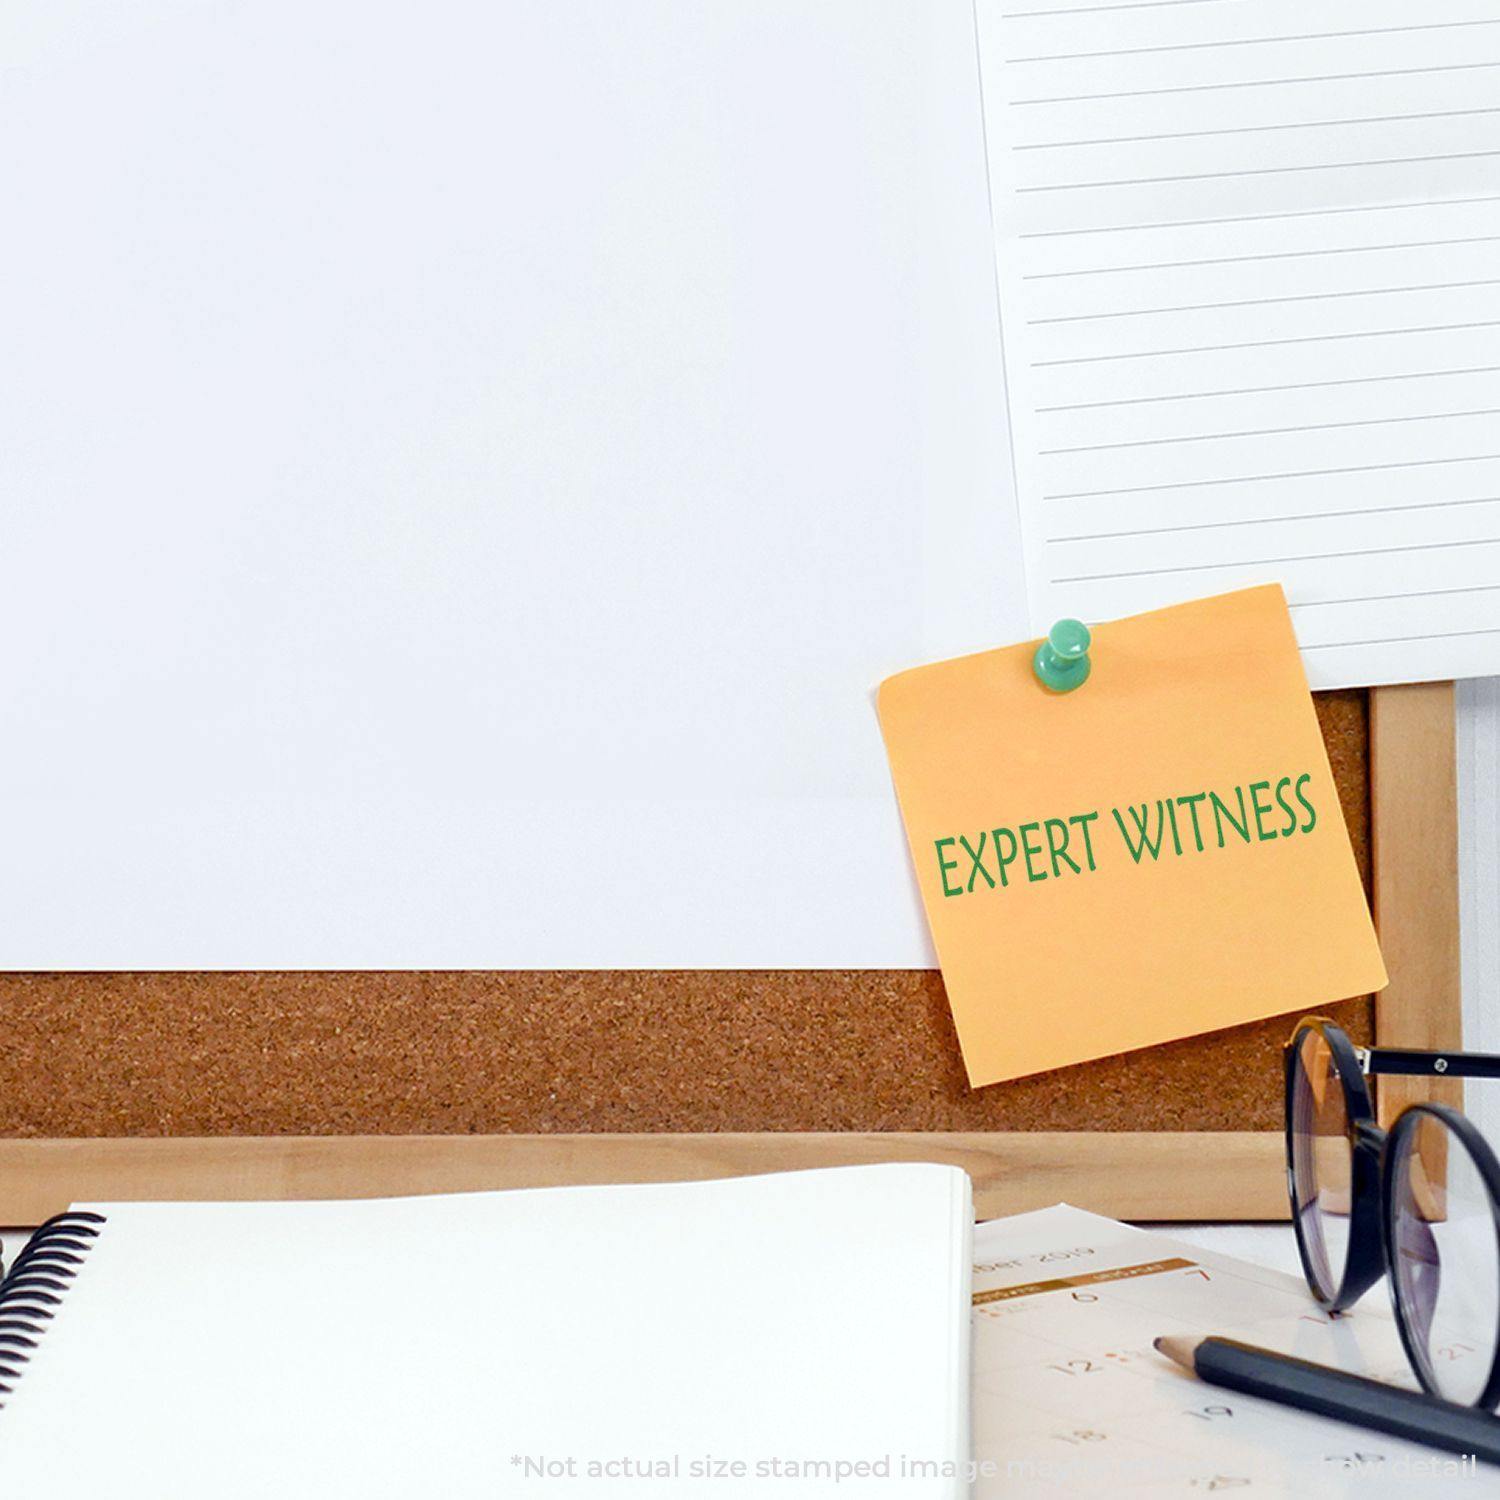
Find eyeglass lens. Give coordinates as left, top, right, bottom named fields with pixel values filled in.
left=1290, top=1027, right=1354, bottom=1302
left=1390, top=1111, right=1500, bottom=1406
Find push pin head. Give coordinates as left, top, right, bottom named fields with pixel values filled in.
left=1033, top=618, right=1091, bottom=693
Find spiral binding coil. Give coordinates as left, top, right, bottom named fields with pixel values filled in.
left=0, top=1211, right=106, bottom=1408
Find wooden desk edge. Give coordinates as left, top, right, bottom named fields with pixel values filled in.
left=0, top=1131, right=1288, bottom=1225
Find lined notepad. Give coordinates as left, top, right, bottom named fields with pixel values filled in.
left=977, top=0, right=1500, bottom=688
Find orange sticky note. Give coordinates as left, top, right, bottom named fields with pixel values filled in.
left=877, top=585, right=1386, bottom=1087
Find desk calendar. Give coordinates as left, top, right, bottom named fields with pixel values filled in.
left=973, top=1206, right=1482, bottom=1495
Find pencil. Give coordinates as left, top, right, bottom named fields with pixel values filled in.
left=1154, top=1335, right=1500, bottom=1467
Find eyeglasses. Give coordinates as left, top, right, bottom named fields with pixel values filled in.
left=1285, top=1018, right=1500, bottom=1408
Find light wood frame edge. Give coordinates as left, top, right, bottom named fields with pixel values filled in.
left=1, top=684, right=1460, bottom=1225
left=1371, top=680, right=1464, bottom=1123
left=0, top=1131, right=1288, bottom=1225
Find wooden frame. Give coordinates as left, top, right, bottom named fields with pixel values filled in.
left=1371, top=682, right=1465, bottom=1128
left=0, top=684, right=1460, bottom=1226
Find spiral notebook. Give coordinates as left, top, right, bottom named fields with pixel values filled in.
left=0, top=1166, right=972, bottom=1497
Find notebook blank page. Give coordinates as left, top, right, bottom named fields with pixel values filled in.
left=978, top=0, right=1500, bottom=688
left=0, top=1167, right=970, bottom=1497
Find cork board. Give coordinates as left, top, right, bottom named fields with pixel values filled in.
left=0, top=690, right=1372, bottom=1139
left=0, top=685, right=1460, bottom=1223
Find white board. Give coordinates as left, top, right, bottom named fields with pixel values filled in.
left=0, top=0, right=1018, bottom=967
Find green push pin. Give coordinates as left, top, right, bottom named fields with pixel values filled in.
left=1033, top=618, right=1091, bottom=693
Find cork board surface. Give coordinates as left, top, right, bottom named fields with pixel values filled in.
left=0, top=692, right=1372, bottom=1140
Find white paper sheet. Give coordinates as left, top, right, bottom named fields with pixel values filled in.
left=977, top=0, right=1500, bottom=689
left=0, top=1167, right=972, bottom=1497
left=0, top=0, right=1017, bottom=967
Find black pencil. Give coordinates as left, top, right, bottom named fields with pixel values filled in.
left=1154, top=1334, right=1500, bottom=1467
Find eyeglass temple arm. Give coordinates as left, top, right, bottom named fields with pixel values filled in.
left=1358, top=1045, right=1500, bottom=1080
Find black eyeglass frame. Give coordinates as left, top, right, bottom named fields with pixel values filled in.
left=1283, top=1017, right=1500, bottom=1409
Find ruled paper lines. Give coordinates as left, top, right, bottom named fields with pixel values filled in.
left=1038, top=368, right=1500, bottom=411
left=976, top=0, right=1500, bottom=683
left=1017, top=150, right=1500, bottom=194
left=1302, top=627, right=1500, bottom=651
left=1050, top=496, right=1500, bottom=544
left=1296, top=582, right=1500, bottom=610
left=1014, top=106, right=1500, bottom=151
left=1009, top=19, right=1500, bottom=65
left=1017, top=196, right=1500, bottom=240
left=1042, top=407, right=1500, bottom=455
left=1044, top=454, right=1500, bottom=502
left=1003, top=0, right=1253, bottom=16
left=1024, top=239, right=1500, bottom=280
left=1011, top=60, right=1500, bottom=106
left=1032, top=321, right=1500, bottom=367
left=1030, top=280, right=1500, bottom=324
left=1052, top=536, right=1500, bottom=585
